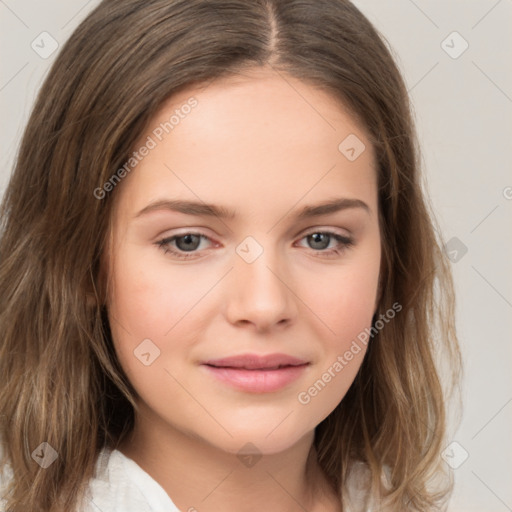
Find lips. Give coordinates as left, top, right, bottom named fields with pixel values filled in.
left=201, top=353, right=310, bottom=393
left=202, top=353, right=309, bottom=371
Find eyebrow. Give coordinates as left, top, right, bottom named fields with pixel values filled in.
left=134, top=197, right=370, bottom=220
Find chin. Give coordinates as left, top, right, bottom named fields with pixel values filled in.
left=202, top=422, right=315, bottom=457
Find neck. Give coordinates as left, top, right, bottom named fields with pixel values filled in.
left=117, top=404, right=341, bottom=512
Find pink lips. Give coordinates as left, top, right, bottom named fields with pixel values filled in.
left=201, top=353, right=310, bottom=393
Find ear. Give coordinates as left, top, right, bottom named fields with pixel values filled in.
left=374, top=246, right=387, bottom=315
left=85, top=267, right=102, bottom=310
left=86, top=250, right=109, bottom=310
left=372, top=280, right=382, bottom=329
left=374, top=272, right=382, bottom=316
left=96, top=253, right=110, bottom=307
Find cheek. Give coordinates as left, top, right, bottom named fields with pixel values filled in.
left=108, top=248, right=210, bottom=340
left=106, top=249, right=201, bottom=386
left=301, top=247, right=380, bottom=342
left=106, top=255, right=208, bottom=422
left=292, top=246, right=380, bottom=410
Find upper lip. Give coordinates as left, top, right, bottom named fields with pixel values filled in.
left=202, top=353, right=309, bottom=370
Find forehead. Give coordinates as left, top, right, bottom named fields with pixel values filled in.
left=151, top=67, right=371, bottom=154
left=115, top=67, right=377, bottom=220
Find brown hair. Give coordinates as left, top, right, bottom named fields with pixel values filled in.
left=0, top=0, right=461, bottom=510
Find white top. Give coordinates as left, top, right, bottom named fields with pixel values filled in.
left=81, top=447, right=181, bottom=512
left=80, top=450, right=378, bottom=512
left=1, top=445, right=379, bottom=511
left=0, top=447, right=180, bottom=512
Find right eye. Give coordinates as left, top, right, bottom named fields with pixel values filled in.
left=156, top=232, right=214, bottom=259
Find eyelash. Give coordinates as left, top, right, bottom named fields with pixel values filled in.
left=155, top=230, right=354, bottom=260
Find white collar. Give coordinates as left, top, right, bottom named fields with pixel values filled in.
left=85, top=447, right=180, bottom=512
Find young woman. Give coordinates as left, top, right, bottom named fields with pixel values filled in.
left=0, top=1, right=461, bottom=511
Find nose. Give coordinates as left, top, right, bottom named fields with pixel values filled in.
left=225, top=243, right=298, bottom=332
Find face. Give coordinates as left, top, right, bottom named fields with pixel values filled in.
left=104, top=67, right=381, bottom=456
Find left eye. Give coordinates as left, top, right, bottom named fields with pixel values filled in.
left=156, top=230, right=354, bottom=259
left=297, top=231, right=353, bottom=252
left=163, top=233, right=206, bottom=252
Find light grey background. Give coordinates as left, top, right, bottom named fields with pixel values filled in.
left=1, top=1, right=511, bottom=511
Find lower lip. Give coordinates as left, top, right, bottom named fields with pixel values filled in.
left=201, top=364, right=309, bottom=393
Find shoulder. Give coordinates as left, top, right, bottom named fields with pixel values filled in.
left=0, top=443, right=14, bottom=512
left=343, top=461, right=393, bottom=512
left=0, top=443, right=179, bottom=512
left=81, top=447, right=179, bottom=512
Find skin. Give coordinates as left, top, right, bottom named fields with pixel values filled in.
left=104, top=66, right=381, bottom=512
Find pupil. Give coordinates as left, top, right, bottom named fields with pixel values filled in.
left=309, top=233, right=329, bottom=250
left=177, top=234, right=199, bottom=251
